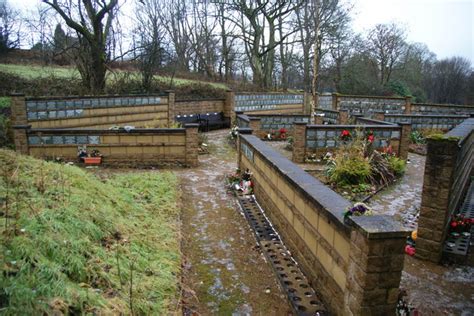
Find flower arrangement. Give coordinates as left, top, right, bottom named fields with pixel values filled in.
left=340, top=129, right=352, bottom=141
left=226, top=168, right=254, bottom=195
left=449, top=214, right=473, bottom=237
left=279, top=128, right=287, bottom=139
left=366, top=131, right=375, bottom=143
left=344, top=202, right=373, bottom=218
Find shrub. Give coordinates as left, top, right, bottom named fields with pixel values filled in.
left=410, top=130, right=425, bottom=144
left=387, top=156, right=406, bottom=176
left=326, top=153, right=371, bottom=185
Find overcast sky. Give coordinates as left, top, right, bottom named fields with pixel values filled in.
left=12, top=0, right=474, bottom=64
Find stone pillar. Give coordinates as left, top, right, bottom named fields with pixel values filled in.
left=292, top=122, right=307, bottom=163
left=398, top=122, right=411, bottom=160
left=374, top=111, right=385, bottom=122
left=416, top=138, right=459, bottom=263
left=344, top=216, right=410, bottom=316
left=10, top=93, right=29, bottom=154
left=249, top=117, right=262, bottom=138
left=339, top=110, right=349, bottom=125
left=404, top=96, right=412, bottom=114
left=167, top=91, right=176, bottom=127
left=224, top=90, right=234, bottom=124
left=303, top=91, right=311, bottom=115
left=331, top=93, right=339, bottom=111
left=185, top=123, right=199, bottom=167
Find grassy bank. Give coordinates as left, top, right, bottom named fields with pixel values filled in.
left=0, top=149, right=181, bottom=314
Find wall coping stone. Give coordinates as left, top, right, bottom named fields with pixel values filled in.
left=338, top=94, right=405, bottom=101
left=241, top=134, right=351, bottom=234
left=356, top=117, right=397, bottom=126
left=413, top=102, right=474, bottom=109
left=27, top=128, right=186, bottom=134
left=445, top=118, right=474, bottom=143
left=385, top=114, right=470, bottom=119
left=314, top=108, right=339, bottom=113
left=24, top=93, right=169, bottom=101
left=238, top=127, right=253, bottom=134
left=306, top=124, right=400, bottom=130
left=236, top=114, right=250, bottom=123
left=348, top=216, right=411, bottom=239
left=175, top=98, right=225, bottom=102
left=184, top=123, right=200, bottom=128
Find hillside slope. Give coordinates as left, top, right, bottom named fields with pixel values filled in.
left=0, top=149, right=181, bottom=314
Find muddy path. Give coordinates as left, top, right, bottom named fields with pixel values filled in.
left=176, top=130, right=291, bottom=315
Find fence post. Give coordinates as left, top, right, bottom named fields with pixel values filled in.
left=398, top=122, right=411, bottom=160
left=344, top=216, right=410, bottom=315
left=404, top=96, right=412, bottom=114
left=184, top=123, right=199, bottom=167
left=416, top=138, right=459, bottom=263
left=225, top=90, right=236, bottom=126
left=292, top=122, right=307, bottom=163
left=167, top=91, right=176, bottom=127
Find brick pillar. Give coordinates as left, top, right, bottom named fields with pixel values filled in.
left=185, top=123, right=199, bottom=167
left=249, top=117, right=262, bottom=138
left=167, top=91, right=176, bottom=127
left=292, top=122, right=306, bottom=163
left=416, top=138, right=459, bottom=263
left=10, top=93, right=29, bottom=154
left=331, top=93, right=339, bottom=111
left=398, top=122, right=411, bottom=160
left=314, top=114, right=323, bottom=125
left=224, top=90, right=234, bottom=124
left=374, top=111, right=385, bottom=122
left=237, top=128, right=253, bottom=170
left=344, top=216, right=410, bottom=316
left=404, top=96, right=412, bottom=114
left=339, top=110, right=349, bottom=124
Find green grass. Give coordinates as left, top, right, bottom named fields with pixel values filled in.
left=0, top=149, right=181, bottom=315
left=0, top=63, right=228, bottom=90
left=0, top=97, right=11, bottom=108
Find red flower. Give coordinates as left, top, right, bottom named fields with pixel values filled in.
left=279, top=128, right=287, bottom=134
left=450, top=221, right=458, bottom=228
left=367, top=134, right=375, bottom=143
left=341, top=130, right=350, bottom=137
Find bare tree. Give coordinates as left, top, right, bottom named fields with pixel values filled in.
left=0, top=0, right=21, bottom=55
left=367, top=23, right=407, bottom=86
left=42, top=0, right=119, bottom=94
left=134, top=0, right=166, bottom=90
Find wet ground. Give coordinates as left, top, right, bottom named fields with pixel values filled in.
left=368, top=153, right=425, bottom=230
left=177, top=130, right=291, bottom=315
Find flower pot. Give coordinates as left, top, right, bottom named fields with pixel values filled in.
left=84, top=157, right=102, bottom=165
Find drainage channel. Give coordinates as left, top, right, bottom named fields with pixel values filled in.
left=236, top=193, right=328, bottom=316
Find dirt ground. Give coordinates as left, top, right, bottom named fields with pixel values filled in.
left=177, top=130, right=292, bottom=315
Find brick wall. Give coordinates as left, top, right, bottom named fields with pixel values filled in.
left=416, top=118, right=474, bottom=263
left=238, top=134, right=410, bottom=315
left=13, top=94, right=170, bottom=129
left=173, top=99, right=225, bottom=116
left=292, top=124, right=406, bottom=162
left=14, top=125, right=199, bottom=167
left=234, top=92, right=305, bottom=114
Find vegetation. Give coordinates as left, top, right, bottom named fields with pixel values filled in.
left=0, top=149, right=181, bottom=314
left=325, top=130, right=406, bottom=200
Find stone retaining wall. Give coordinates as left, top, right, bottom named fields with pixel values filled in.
left=234, top=92, right=305, bottom=115
left=238, top=133, right=410, bottom=315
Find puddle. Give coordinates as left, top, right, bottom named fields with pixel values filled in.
left=178, top=129, right=291, bottom=315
